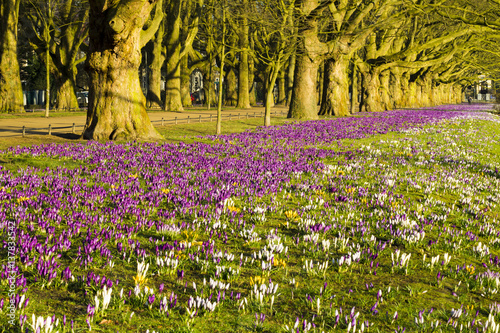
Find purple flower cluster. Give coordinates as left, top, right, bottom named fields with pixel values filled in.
left=0, top=105, right=498, bottom=331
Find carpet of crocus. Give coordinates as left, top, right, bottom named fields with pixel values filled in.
left=1, top=104, right=500, bottom=333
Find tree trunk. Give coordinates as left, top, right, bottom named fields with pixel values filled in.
left=0, top=0, right=24, bottom=113
left=204, top=63, right=217, bottom=108
left=52, top=71, right=78, bottom=110
left=359, top=66, right=383, bottom=112
left=287, top=0, right=324, bottom=120
left=379, top=70, right=393, bottom=110
left=277, top=69, right=286, bottom=105
left=225, top=67, right=237, bottom=106
left=248, top=47, right=256, bottom=106
left=236, top=4, right=251, bottom=109
left=286, top=54, right=296, bottom=107
left=180, top=55, right=192, bottom=107
left=264, top=62, right=281, bottom=127
left=83, top=0, right=162, bottom=141
left=407, top=81, right=418, bottom=108
left=288, top=54, right=320, bottom=119
left=147, top=23, right=164, bottom=109
left=319, top=56, right=350, bottom=116
left=263, top=70, right=274, bottom=109
left=164, top=0, right=183, bottom=111
left=350, top=64, right=357, bottom=114
left=390, top=68, right=404, bottom=109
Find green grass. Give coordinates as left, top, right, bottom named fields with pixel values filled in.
left=0, top=110, right=87, bottom=119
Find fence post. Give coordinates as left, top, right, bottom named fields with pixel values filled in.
left=254, top=112, right=256, bottom=118
left=161, top=118, right=164, bottom=126
left=48, top=124, right=52, bottom=135
left=229, top=114, right=232, bottom=121
left=199, top=115, right=201, bottom=123
left=72, top=123, right=75, bottom=134
left=210, top=114, right=213, bottom=122
left=175, top=117, right=178, bottom=125
left=238, top=113, right=240, bottom=120
left=188, top=116, right=190, bottom=124
left=246, top=113, right=248, bottom=119
left=22, top=126, right=25, bottom=137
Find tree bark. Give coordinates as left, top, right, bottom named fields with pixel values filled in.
left=52, top=71, right=78, bottom=111
left=225, top=67, right=237, bottom=106
left=350, top=63, right=357, bottom=114
left=82, top=0, right=162, bottom=141
left=287, top=0, right=325, bottom=120
left=390, top=68, right=404, bottom=109
left=379, top=70, right=393, bottom=110
left=204, top=62, right=217, bottom=108
left=180, top=54, right=192, bottom=107
left=277, top=69, right=286, bottom=105
left=319, top=56, right=350, bottom=116
left=147, top=22, right=164, bottom=109
left=359, top=66, right=384, bottom=112
left=286, top=53, right=295, bottom=107
left=164, top=0, right=183, bottom=111
left=288, top=54, right=321, bottom=119
left=263, top=70, right=274, bottom=109
left=236, top=0, right=251, bottom=109
left=248, top=38, right=256, bottom=106
left=0, top=0, right=24, bottom=112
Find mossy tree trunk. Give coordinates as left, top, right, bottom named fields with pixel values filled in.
left=236, top=0, right=251, bottom=109
left=350, top=63, right=358, bottom=113
left=359, top=65, right=383, bottom=112
left=0, top=0, right=24, bottom=112
left=248, top=37, right=257, bottom=106
left=319, top=56, right=350, bottom=116
left=390, top=68, right=404, bottom=109
left=288, top=0, right=328, bottom=120
left=379, top=70, right=393, bottom=110
left=52, top=71, right=78, bottom=110
left=277, top=69, right=286, bottom=105
left=164, top=0, right=183, bottom=111
left=263, top=70, right=274, bottom=109
left=147, top=21, right=164, bottom=109
left=82, top=0, right=163, bottom=141
left=286, top=54, right=295, bottom=106
left=180, top=55, right=192, bottom=107
left=225, top=67, right=237, bottom=106
left=204, top=64, right=217, bottom=107
left=289, top=53, right=321, bottom=119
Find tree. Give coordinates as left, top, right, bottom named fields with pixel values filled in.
left=145, top=7, right=164, bottom=109
left=0, top=0, right=24, bottom=113
left=82, top=0, right=163, bottom=141
left=318, top=0, right=406, bottom=117
left=163, top=0, right=201, bottom=111
left=287, top=0, right=331, bottom=120
left=22, top=0, right=89, bottom=113
left=235, top=0, right=252, bottom=109
left=251, top=0, right=295, bottom=126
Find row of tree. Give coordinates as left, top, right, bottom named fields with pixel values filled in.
left=0, top=0, right=499, bottom=140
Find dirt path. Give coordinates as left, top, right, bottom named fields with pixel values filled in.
left=0, top=106, right=288, bottom=139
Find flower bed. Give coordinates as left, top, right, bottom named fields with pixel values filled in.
left=1, top=106, right=499, bottom=332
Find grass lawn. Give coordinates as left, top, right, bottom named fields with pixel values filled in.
left=0, top=107, right=499, bottom=333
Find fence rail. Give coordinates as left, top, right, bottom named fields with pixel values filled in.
left=17, top=110, right=286, bottom=137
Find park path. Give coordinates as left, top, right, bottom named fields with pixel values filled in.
left=0, top=106, right=288, bottom=139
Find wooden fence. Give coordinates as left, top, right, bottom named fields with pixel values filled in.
left=18, top=110, right=287, bottom=137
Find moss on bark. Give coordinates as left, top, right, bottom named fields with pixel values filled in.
left=0, top=0, right=24, bottom=113
left=82, top=0, right=163, bottom=141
